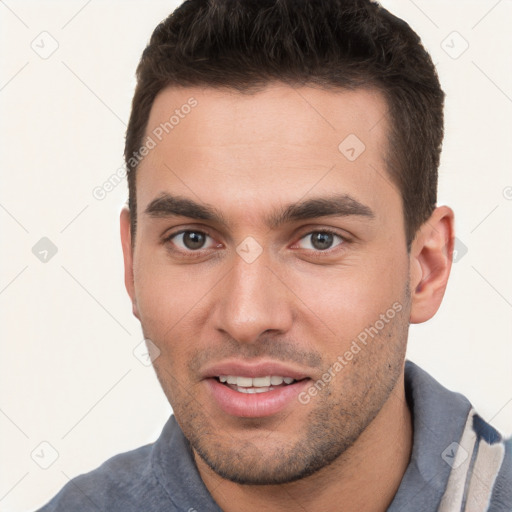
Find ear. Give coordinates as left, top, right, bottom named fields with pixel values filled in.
left=409, top=206, right=455, bottom=324
left=120, top=206, right=140, bottom=320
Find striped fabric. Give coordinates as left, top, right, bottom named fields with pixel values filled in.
left=439, top=409, right=508, bottom=512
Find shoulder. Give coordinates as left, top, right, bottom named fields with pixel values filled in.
left=399, top=361, right=512, bottom=510
left=487, top=434, right=512, bottom=511
left=453, top=413, right=512, bottom=511
left=36, top=443, right=176, bottom=512
left=36, top=415, right=218, bottom=512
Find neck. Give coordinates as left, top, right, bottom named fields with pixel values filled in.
left=196, top=373, right=413, bottom=512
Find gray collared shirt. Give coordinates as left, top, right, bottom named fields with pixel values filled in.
left=38, top=361, right=512, bottom=511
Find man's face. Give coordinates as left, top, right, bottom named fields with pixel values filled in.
left=123, top=84, right=413, bottom=484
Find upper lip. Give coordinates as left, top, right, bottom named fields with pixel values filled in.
left=201, top=359, right=311, bottom=380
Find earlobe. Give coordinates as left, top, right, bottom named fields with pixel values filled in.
left=409, top=206, right=455, bottom=324
left=120, top=206, right=140, bottom=320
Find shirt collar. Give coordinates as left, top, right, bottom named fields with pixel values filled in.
left=151, top=360, right=473, bottom=511
left=388, top=360, right=472, bottom=511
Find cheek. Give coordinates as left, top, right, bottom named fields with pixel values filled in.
left=133, top=256, right=210, bottom=339
left=289, top=250, right=408, bottom=344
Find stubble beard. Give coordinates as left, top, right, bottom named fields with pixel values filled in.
left=162, top=303, right=410, bottom=486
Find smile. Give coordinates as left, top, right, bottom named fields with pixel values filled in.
left=218, top=375, right=297, bottom=394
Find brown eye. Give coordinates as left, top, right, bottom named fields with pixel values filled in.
left=182, top=231, right=207, bottom=250
left=168, top=230, right=214, bottom=251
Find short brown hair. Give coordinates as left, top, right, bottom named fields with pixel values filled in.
left=125, top=0, right=444, bottom=250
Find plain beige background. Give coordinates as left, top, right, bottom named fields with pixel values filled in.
left=1, top=1, right=511, bottom=510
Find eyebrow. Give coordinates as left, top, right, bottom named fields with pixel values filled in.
left=268, top=194, right=374, bottom=228
left=145, top=194, right=227, bottom=224
left=144, top=192, right=375, bottom=228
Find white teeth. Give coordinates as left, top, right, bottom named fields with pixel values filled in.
left=236, top=376, right=253, bottom=387
left=253, top=376, right=271, bottom=387
left=237, top=386, right=271, bottom=394
left=218, top=375, right=297, bottom=388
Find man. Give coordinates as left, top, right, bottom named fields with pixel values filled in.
left=39, top=0, right=511, bottom=510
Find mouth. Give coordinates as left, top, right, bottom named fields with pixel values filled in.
left=202, top=362, right=312, bottom=418
left=216, top=374, right=305, bottom=394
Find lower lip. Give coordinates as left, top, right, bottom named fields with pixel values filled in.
left=205, top=378, right=310, bottom=418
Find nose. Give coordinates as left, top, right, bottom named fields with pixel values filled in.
left=212, top=252, right=294, bottom=344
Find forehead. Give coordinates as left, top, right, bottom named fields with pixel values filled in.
left=136, top=84, right=399, bottom=225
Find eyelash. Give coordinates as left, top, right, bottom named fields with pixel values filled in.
left=162, top=228, right=349, bottom=257
left=162, top=229, right=221, bottom=258
left=295, top=229, right=345, bottom=249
